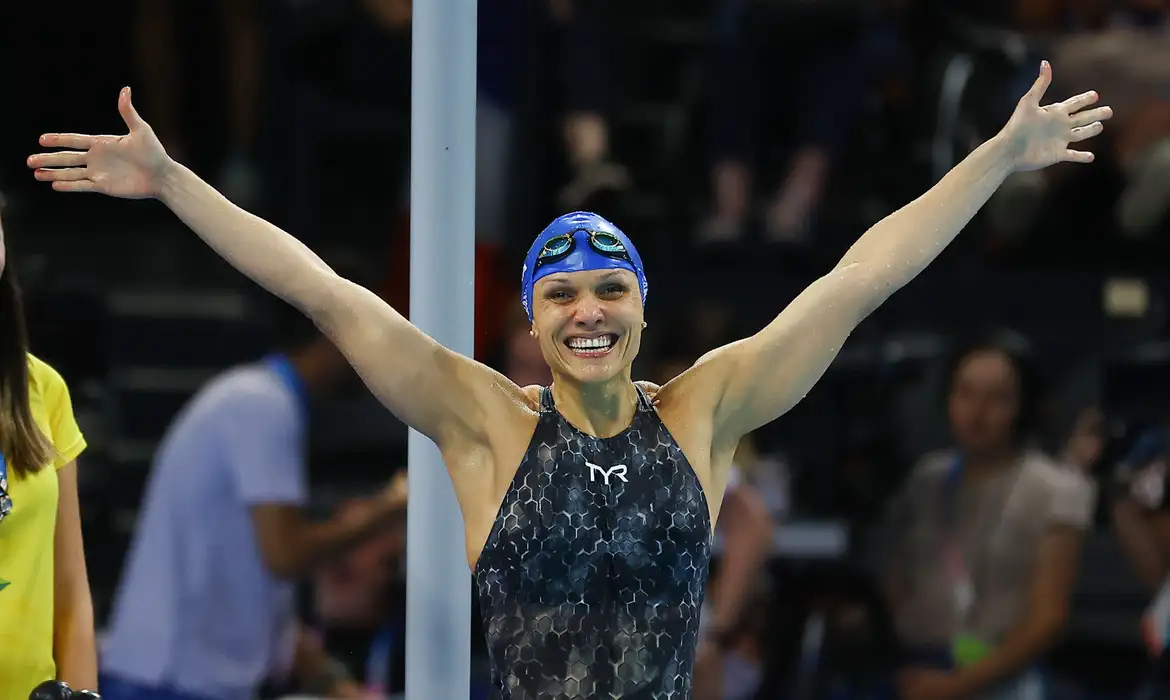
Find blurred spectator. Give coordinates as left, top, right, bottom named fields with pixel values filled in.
left=877, top=336, right=1094, bottom=700
left=133, top=0, right=265, bottom=207
left=314, top=499, right=405, bottom=629
left=1106, top=422, right=1170, bottom=695
left=99, top=286, right=408, bottom=700
left=313, top=496, right=407, bottom=696
left=702, top=0, right=904, bottom=245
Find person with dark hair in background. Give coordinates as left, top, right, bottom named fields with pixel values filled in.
left=97, top=258, right=408, bottom=700
left=878, top=336, right=1094, bottom=700
left=0, top=195, right=97, bottom=698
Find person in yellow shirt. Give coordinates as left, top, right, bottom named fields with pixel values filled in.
left=0, top=196, right=97, bottom=698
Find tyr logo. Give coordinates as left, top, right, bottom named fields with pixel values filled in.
left=586, top=462, right=628, bottom=486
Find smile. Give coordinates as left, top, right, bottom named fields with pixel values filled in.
left=565, top=334, right=618, bottom=358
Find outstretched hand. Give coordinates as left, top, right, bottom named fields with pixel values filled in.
left=1000, top=60, right=1112, bottom=172
left=27, top=87, right=172, bottom=199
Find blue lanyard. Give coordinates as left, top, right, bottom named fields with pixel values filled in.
left=263, top=354, right=308, bottom=415
left=941, top=454, right=1022, bottom=532
left=365, top=623, right=397, bottom=693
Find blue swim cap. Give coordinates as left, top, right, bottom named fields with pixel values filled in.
left=521, top=211, right=647, bottom=320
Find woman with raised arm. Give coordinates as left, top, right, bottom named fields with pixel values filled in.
left=29, top=61, right=1108, bottom=700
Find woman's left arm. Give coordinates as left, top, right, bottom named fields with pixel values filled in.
left=53, top=460, right=97, bottom=690
left=671, top=64, right=1109, bottom=454
left=952, top=524, right=1081, bottom=696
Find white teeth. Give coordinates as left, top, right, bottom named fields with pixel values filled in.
left=567, top=335, right=615, bottom=350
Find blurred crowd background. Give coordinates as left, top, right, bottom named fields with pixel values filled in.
left=1, top=0, right=1170, bottom=698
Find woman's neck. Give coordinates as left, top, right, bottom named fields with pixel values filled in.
left=961, top=445, right=1022, bottom=483
left=550, top=374, right=638, bottom=439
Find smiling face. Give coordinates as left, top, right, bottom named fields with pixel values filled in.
left=531, top=268, right=644, bottom=385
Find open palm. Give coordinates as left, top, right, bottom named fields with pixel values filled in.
left=1001, top=61, right=1112, bottom=172
left=28, top=87, right=172, bottom=199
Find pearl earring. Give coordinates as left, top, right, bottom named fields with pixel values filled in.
left=642, top=322, right=648, bottom=329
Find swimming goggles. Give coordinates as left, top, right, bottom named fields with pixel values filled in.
left=534, top=229, right=632, bottom=271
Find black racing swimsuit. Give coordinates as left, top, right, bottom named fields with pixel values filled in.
left=474, top=386, right=713, bottom=699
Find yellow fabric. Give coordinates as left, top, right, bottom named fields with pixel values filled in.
left=0, top=355, right=87, bottom=697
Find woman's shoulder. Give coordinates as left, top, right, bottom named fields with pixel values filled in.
left=1021, top=449, right=1081, bottom=478
left=1020, top=450, right=1094, bottom=495
left=25, top=353, right=69, bottom=399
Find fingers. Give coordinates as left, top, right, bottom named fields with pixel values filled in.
left=50, top=180, right=97, bottom=193
left=1064, top=149, right=1095, bottom=164
left=1059, top=90, right=1098, bottom=115
left=33, top=167, right=89, bottom=182
left=27, top=151, right=87, bottom=169
left=1023, top=60, right=1052, bottom=106
left=1070, top=121, right=1104, bottom=142
left=1071, top=105, right=1112, bottom=128
left=118, top=86, right=146, bottom=132
left=38, top=133, right=95, bottom=150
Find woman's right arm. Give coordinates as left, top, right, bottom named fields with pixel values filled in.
left=154, top=162, right=494, bottom=444
left=30, top=88, right=510, bottom=447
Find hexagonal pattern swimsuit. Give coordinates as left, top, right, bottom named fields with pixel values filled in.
left=474, top=385, right=713, bottom=699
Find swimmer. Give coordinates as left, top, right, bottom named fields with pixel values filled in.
left=28, top=61, right=1109, bottom=699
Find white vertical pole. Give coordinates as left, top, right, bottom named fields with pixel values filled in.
left=406, top=0, right=477, bottom=697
